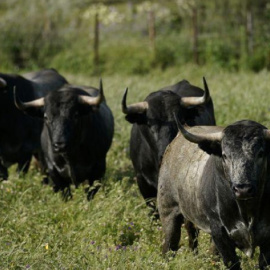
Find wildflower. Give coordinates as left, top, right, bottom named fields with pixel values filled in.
left=115, top=245, right=122, bottom=250
left=45, top=243, right=49, bottom=250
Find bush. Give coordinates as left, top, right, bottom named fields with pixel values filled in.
left=152, top=44, right=175, bottom=70
left=201, top=38, right=240, bottom=71
left=51, top=45, right=95, bottom=75
left=246, top=49, right=267, bottom=72
left=101, top=42, right=152, bottom=75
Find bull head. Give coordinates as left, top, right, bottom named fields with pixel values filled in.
left=14, top=79, right=105, bottom=112
left=122, top=77, right=211, bottom=116
left=175, top=116, right=270, bottom=145
left=175, top=116, right=270, bottom=200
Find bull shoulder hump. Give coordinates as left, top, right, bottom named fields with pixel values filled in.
left=162, top=125, right=221, bottom=165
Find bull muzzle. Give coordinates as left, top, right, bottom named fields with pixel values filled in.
left=232, top=184, right=256, bottom=200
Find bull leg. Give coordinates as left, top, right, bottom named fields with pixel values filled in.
left=86, top=159, right=105, bottom=201
left=17, top=154, right=32, bottom=175
left=50, top=169, right=72, bottom=201
left=33, top=152, right=49, bottom=185
left=0, top=163, right=8, bottom=180
left=210, top=224, right=240, bottom=270
left=161, top=209, right=184, bottom=254
left=259, top=244, right=270, bottom=269
left=209, top=237, right=220, bottom=257
left=136, top=173, right=159, bottom=218
left=185, top=220, right=199, bottom=252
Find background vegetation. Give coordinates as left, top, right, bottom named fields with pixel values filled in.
left=1, top=0, right=270, bottom=269
left=0, top=0, right=270, bottom=75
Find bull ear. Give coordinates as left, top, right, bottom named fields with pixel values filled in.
left=174, top=113, right=222, bottom=156
left=125, top=113, right=147, bottom=124
left=197, top=140, right=222, bottom=156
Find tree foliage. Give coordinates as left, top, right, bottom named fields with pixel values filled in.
left=0, top=0, right=270, bottom=73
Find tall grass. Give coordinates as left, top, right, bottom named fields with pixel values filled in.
left=1, top=65, right=270, bottom=269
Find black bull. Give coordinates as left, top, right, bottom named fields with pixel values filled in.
left=0, top=68, right=67, bottom=179
left=158, top=120, right=270, bottom=270
left=15, top=80, right=114, bottom=200
left=122, top=78, right=216, bottom=211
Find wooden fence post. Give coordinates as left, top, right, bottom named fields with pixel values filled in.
left=192, top=6, right=199, bottom=64
left=148, top=10, right=156, bottom=55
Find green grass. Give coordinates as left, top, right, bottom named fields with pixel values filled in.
left=1, top=65, right=270, bottom=269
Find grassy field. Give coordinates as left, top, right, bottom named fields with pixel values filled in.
left=1, top=65, right=270, bottom=270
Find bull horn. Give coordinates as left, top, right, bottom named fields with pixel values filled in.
left=13, top=86, right=44, bottom=110
left=0, top=78, right=7, bottom=88
left=122, top=88, right=149, bottom=114
left=180, top=77, right=210, bottom=107
left=78, top=78, right=104, bottom=106
left=174, top=113, right=223, bottom=143
left=263, top=129, right=270, bottom=140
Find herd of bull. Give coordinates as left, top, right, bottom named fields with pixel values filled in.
left=0, top=68, right=270, bottom=269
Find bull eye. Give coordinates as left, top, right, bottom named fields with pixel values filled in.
left=222, top=152, right=227, bottom=161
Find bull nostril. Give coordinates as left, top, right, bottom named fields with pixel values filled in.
left=233, top=184, right=255, bottom=199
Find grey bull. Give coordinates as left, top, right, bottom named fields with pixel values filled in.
left=158, top=119, right=270, bottom=269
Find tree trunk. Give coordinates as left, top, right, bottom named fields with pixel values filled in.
left=93, top=12, right=99, bottom=74
left=246, top=7, right=253, bottom=55
left=148, top=10, right=156, bottom=54
left=192, top=7, right=199, bottom=64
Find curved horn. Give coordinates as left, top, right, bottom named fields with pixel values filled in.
left=174, top=113, right=223, bottom=143
left=13, top=86, right=44, bottom=110
left=180, top=76, right=210, bottom=107
left=78, top=78, right=104, bottom=106
left=0, top=78, right=7, bottom=88
left=263, top=129, right=270, bottom=140
left=122, top=88, right=148, bottom=114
